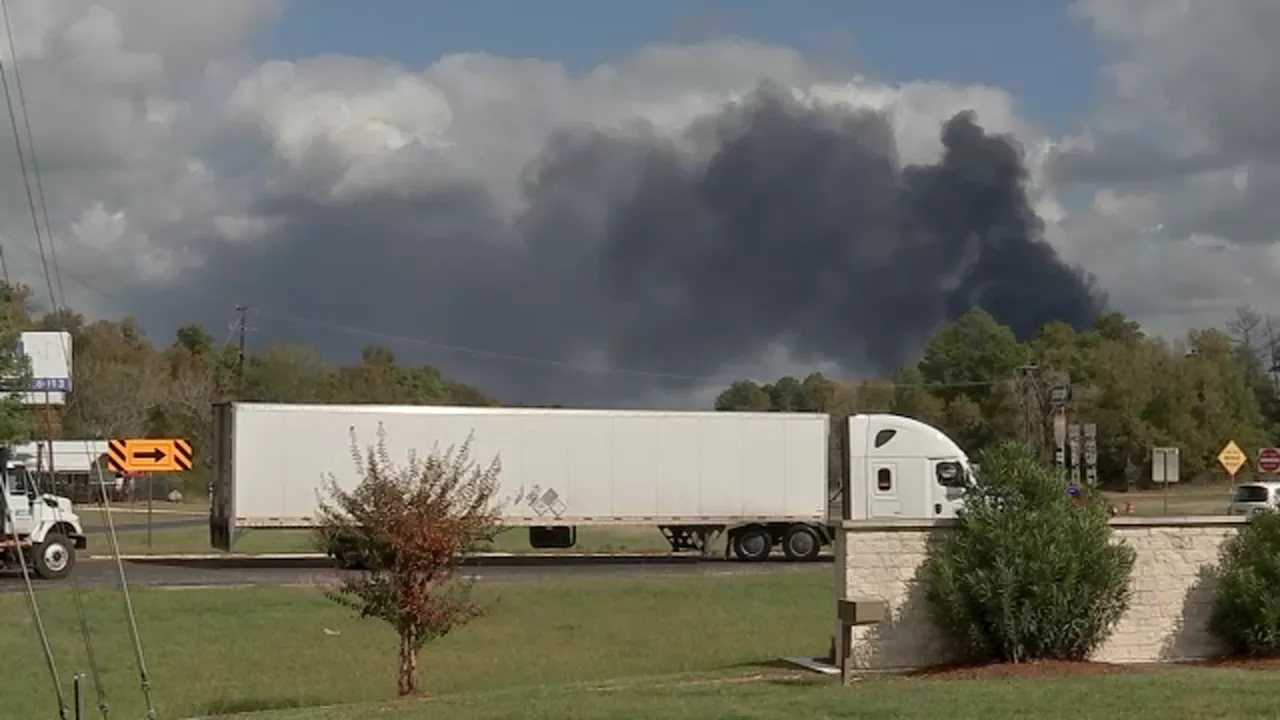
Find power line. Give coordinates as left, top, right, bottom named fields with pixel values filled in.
left=0, top=24, right=54, bottom=311
left=0, top=251, right=1014, bottom=392
left=248, top=308, right=1013, bottom=389
left=0, top=162, right=1011, bottom=392
left=0, top=7, right=155, bottom=716
left=0, top=10, right=70, bottom=716
left=0, top=0, right=62, bottom=309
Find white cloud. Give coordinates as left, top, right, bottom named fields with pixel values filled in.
left=0, top=5, right=1029, bottom=293
left=1043, top=0, right=1280, bottom=337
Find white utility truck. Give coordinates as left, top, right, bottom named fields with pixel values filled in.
left=0, top=446, right=88, bottom=580
left=209, top=402, right=972, bottom=562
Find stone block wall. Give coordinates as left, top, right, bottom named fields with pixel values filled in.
left=835, top=516, right=1249, bottom=670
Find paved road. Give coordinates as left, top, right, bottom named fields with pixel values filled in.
left=0, top=554, right=832, bottom=593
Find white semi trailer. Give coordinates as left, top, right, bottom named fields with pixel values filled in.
left=209, top=402, right=972, bottom=562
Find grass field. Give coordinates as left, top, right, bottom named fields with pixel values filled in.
left=223, top=669, right=1280, bottom=719
left=1103, top=485, right=1234, bottom=516
left=0, top=570, right=833, bottom=718
left=4, top=571, right=1280, bottom=719
left=77, top=507, right=685, bottom=557
left=86, top=524, right=680, bottom=557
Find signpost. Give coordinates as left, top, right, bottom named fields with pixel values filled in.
left=1067, top=423, right=1082, bottom=486
left=107, top=438, right=193, bottom=548
left=1258, top=447, right=1280, bottom=475
left=1218, top=441, right=1247, bottom=483
left=1083, top=423, right=1098, bottom=487
left=1152, top=446, right=1181, bottom=515
left=1053, top=413, right=1067, bottom=469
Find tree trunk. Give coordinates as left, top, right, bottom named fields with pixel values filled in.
left=397, top=627, right=419, bottom=696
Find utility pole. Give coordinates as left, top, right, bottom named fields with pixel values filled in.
left=1014, top=364, right=1044, bottom=457
left=234, top=304, right=248, bottom=398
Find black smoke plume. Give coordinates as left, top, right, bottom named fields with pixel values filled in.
left=172, top=84, right=1105, bottom=406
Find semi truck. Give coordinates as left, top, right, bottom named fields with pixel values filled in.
left=0, top=446, right=88, bottom=580
left=209, top=402, right=972, bottom=562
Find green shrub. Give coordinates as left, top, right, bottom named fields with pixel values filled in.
left=1209, top=509, right=1280, bottom=656
left=920, top=440, right=1136, bottom=663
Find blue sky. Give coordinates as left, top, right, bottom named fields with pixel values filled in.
left=257, top=0, right=1102, bottom=133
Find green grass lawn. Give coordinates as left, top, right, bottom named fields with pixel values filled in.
left=6, top=570, right=1280, bottom=719
left=0, top=570, right=834, bottom=719
left=223, top=668, right=1280, bottom=720
left=71, top=486, right=1238, bottom=559
left=78, top=514, right=683, bottom=557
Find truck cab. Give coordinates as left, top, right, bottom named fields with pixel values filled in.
left=844, top=413, right=971, bottom=521
left=0, top=448, right=86, bottom=580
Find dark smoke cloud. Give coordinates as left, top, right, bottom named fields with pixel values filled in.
left=161, top=84, right=1105, bottom=406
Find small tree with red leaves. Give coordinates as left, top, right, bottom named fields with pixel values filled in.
left=316, top=425, right=502, bottom=696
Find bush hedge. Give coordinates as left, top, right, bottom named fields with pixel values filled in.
left=920, top=440, right=1136, bottom=663
left=1209, top=509, right=1280, bottom=656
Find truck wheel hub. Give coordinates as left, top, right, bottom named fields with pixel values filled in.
left=789, top=532, right=815, bottom=554
left=43, top=545, right=67, bottom=571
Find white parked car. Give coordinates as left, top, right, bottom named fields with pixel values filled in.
left=1227, top=481, right=1280, bottom=516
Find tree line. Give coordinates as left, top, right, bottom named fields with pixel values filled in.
left=714, top=307, right=1280, bottom=488
left=0, top=283, right=495, bottom=491
left=1, top=278, right=1273, bottom=491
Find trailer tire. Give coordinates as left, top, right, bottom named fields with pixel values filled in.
left=731, top=525, right=772, bottom=562
left=781, top=524, right=821, bottom=562
left=32, top=533, right=75, bottom=580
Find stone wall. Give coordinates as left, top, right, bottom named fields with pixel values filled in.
left=835, top=516, right=1250, bottom=671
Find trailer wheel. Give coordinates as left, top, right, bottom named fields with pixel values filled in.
left=782, top=524, right=821, bottom=562
left=731, top=526, right=772, bottom=562
left=32, top=533, right=75, bottom=580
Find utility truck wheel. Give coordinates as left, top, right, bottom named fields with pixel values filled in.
left=731, top=526, right=772, bottom=562
left=782, top=524, right=821, bottom=562
left=32, top=534, right=75, bottom=580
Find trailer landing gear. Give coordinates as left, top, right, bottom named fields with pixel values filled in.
left=659, top=525, right=723, bottom=556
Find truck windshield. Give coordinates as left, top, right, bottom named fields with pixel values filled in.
left=7, top=466, right=34, bottom=496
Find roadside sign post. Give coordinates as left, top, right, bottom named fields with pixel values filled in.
left=106, top=438, right=194, bottom=550
left=1151, top=447, right=1180, bottom=515
left=1083, top=423, right=1098, bottom=487
left=1218, top=441, right=1247, bottom=485
left=1068, top=423, right=1082, bottom=486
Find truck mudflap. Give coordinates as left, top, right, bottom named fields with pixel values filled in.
left=73, top=535, right=86, bottom=550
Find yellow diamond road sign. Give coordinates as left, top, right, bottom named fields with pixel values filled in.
left=1218, top=440, right=1247, bottom=476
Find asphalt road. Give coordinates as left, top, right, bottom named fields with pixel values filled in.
left=0, top=554, right=832, bottom=593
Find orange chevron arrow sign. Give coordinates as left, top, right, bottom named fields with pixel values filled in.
left=107, top=438, right=193, bottom=474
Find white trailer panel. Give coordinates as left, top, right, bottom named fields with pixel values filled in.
left=210, top=403, right=828, bottom=547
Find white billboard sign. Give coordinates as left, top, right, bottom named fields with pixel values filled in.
left=2, top=331, right=72, bottom=406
